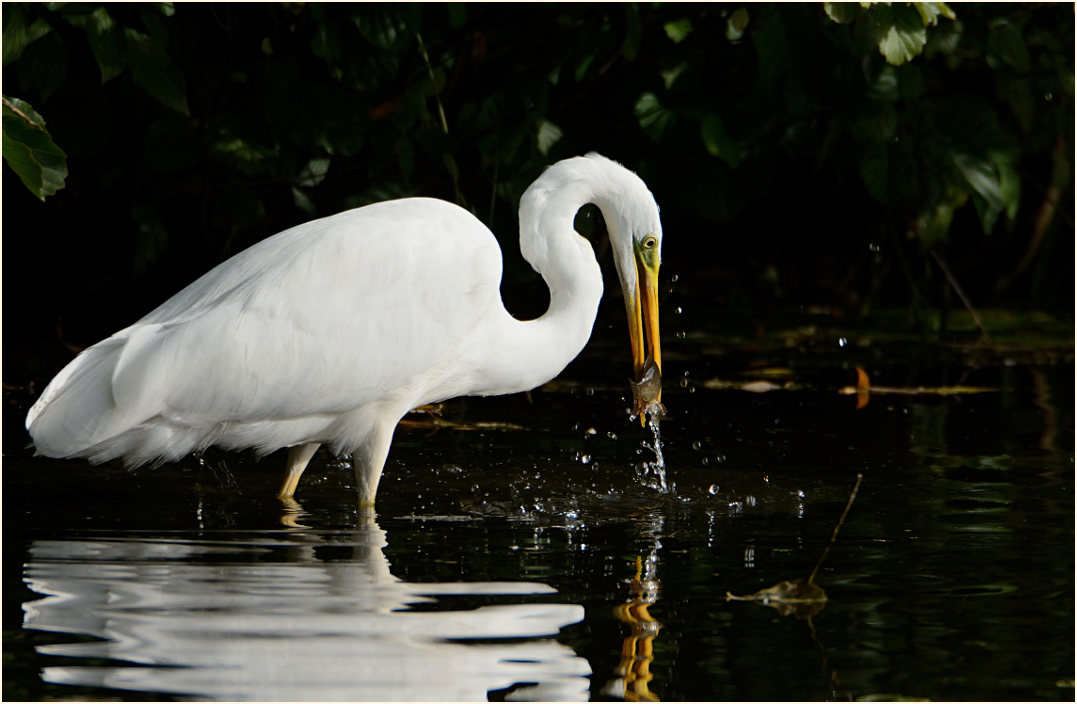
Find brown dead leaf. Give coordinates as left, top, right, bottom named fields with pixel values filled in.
left=726, top=580, right=827, bottom=619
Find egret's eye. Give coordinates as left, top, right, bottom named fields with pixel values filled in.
left=641, top=235, right=658, bottom=250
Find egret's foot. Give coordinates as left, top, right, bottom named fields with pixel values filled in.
left=277, top=475, right=302, bottom=500
left=278, top=496, right=307, bottom=529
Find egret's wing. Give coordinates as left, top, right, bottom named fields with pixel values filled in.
left=27, top=199, right=504, bottom=464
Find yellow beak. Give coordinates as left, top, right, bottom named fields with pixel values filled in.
left=626, top=239, right=662, bottom=408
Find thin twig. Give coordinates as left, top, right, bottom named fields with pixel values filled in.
left=929, top=248, right=987, bottom=339
left=808, top=473, right=863, bottom=584
left=415, top=32, right=466, bottom=208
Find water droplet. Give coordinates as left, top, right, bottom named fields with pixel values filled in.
left=606, top=431, right=618, bottom=440
left=675, top=331, right=686, bottom=339
left=839, top=337, right=848, bottom=347
left=675, top=306, right=683, bottom=314
left=708, top=484, right=719, bottom=495
left=584, top=427, right=597, bottom=436
left=670, top=274, right=679, bottom=283
left=692, top=440, right=702, bottom=450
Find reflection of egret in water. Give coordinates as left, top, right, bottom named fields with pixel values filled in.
left=603, top=516, right=664, bottom=701
left=21, top=518, right=590, bottom=701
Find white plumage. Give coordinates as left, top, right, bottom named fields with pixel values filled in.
left=26, top=153, right=664, bottom=505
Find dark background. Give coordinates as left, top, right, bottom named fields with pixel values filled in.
left=4, top=2, right=1074, bottom=393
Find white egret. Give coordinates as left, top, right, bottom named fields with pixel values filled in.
left=26, top=153, right=663, bottom=506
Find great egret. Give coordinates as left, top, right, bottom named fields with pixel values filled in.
left=26, top=153, right=663, bottom=506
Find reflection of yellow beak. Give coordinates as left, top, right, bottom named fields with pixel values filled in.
left=627, top=239, right=662, bottom=388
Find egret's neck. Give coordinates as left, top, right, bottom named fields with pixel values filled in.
left=489, top=182, right=606, bottom=394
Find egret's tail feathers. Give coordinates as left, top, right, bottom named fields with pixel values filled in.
left=24, top=334, right=191, bottom=467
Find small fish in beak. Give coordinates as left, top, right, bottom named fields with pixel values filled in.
left=630, top=353, right=666, bottom=423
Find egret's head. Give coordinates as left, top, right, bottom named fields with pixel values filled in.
left=580, top=154, right=663, bottom=410
left=519, top=153, right=664, bottom=417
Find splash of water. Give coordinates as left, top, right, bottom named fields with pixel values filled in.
left=640, top=412, right=673, bottom=494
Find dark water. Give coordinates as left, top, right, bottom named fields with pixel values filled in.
left=4, top=309, right=1074, bottom=701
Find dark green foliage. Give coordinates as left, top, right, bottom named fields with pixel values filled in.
left=2, top=3, right=1073, bottom=357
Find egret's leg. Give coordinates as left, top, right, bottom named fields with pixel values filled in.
left=278, top=442, right=320, bottom=499
left=353, top=422, right=397, bottom=508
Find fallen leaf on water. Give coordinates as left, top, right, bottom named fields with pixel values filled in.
left=702, top=379, right=795, bottom=393
left=725, top=579, right=827, bottom=619
left=854, top=367, right=871, bottom=409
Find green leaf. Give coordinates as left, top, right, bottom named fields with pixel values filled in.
left=86, top=6, right=126, bottom=83
left=952, top=151, right=1004, bottom=232
left=913, top=2, right=956, bottom=26
left=124, top=27, right=189, bottom=115
left=634, top=91, right=674, bottom=141
left=994, top=156, right=1020, bottom=222
left=1, top=96, right=68, bottom=200
left=292, top=186, right=317, bottom=216
left=661, top=62, right=688, bottom=90
left=726, top=8, right=749, bottom=41
left=296, top=157, right=331, bottom=188
left=663, top=18, right=692, bottom=44
left=210, top=134, right=278, bottom=177
left=3, top=5, right=53, bottom=66
left=536, top=119, right=563, bottom=156
left=700, top=112, right=739, bottom=169
left=824, top=2, right=860, bottom=25
left=574, top=53, right=595, bottom=83
left=870, top=4, right=928, bottom=66
left=3, top=4, right=30, bottom=65
left=987, top=18, right=1030, bottom=72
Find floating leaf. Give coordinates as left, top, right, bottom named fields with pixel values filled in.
left=854, top=367, right=871, bottom=409
left=726, top=580, right=828, bottom=619
left=703, top=379, right=792, bottom=393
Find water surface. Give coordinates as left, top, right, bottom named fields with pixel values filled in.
left=4, top=309, right=1073, bottom=701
